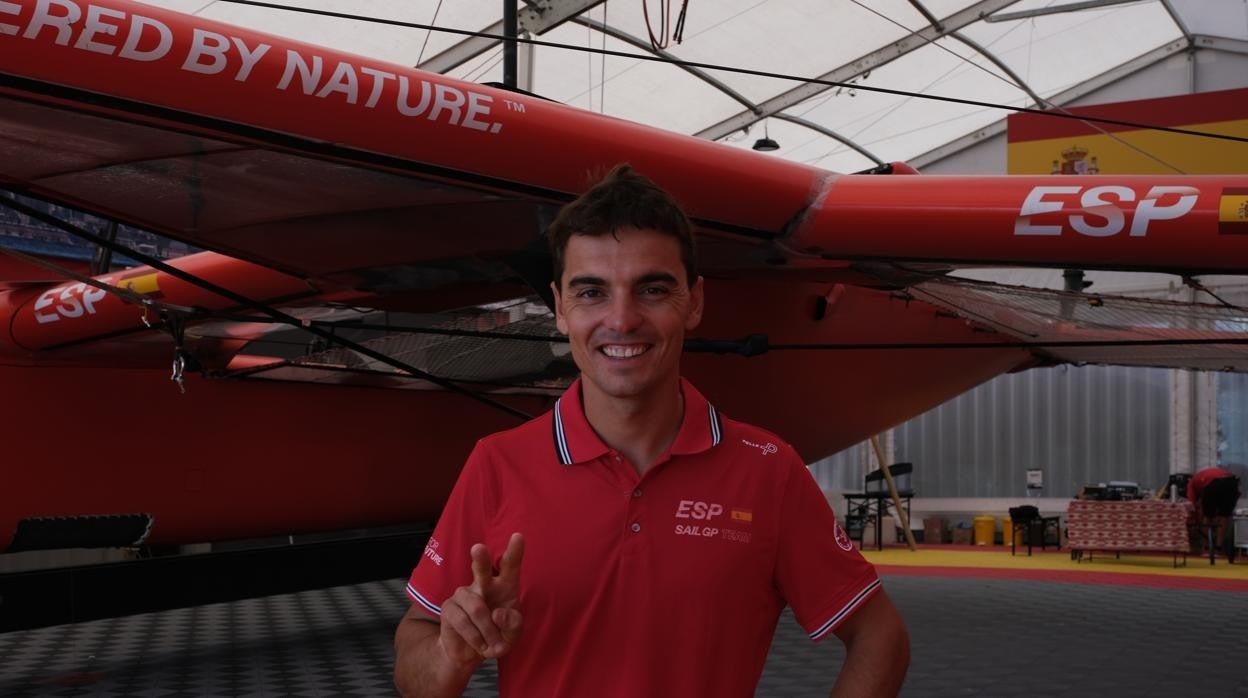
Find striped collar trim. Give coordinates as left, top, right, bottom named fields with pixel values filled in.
left=552, top=397, right=574, bottom=465
left=552, top=378, right=723, bottom=466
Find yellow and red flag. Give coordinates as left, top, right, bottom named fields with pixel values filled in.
left=1007, top=87, right=1248, bottom=176
left=1220, top=188, right=1248, bottom=235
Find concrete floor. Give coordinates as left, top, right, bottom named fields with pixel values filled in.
left=0, top=574, right=1244, bottom=697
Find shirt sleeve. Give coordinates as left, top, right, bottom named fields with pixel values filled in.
left=406, top=440, right=495, bottom=618
left=773, top=452, right=881, bottom=643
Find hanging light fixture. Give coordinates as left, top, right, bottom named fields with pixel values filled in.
left=752, top=120, right=779, bottom=152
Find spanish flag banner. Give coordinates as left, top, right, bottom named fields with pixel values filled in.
left=1007, top=87, right=1248, bottom=176
left=1220, top=188, right=1248, bottom=235
left=730, top=509, right=753, bottom=523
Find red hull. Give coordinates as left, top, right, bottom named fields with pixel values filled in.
left=0, top=279, right=1027, bottom=551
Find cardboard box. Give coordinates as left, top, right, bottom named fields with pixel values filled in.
left=952, top=526, right=972, bottom=545
left=924, top=517, right=947, bottom=544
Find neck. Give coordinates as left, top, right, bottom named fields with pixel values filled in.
left=582, top=379, right=684, bottom=475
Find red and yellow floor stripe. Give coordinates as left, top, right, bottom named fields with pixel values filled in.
left=862, top=544, right=1248, bottom=593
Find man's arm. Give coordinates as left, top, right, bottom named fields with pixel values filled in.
left=829, top=589, right=910, bottom=698
left=393, top=605, right=481, bottom=698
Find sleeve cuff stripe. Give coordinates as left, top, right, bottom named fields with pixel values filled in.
left=406, top=583, right=442, bottom=616
left=808, top=578, right=882, bottom=641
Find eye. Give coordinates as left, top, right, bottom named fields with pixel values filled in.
left=641, top=285, right=670, bottom=297
left=576, top=287, right=605, bottom=299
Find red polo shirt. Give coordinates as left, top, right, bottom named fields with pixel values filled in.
left=1188, top=466, right=1235, bottom=503
left=407, top=378, right=880, bottom=696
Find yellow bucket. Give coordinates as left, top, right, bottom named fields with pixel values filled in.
left=973, top=516, right=996, bottom=545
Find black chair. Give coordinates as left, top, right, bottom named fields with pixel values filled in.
left=845, top=463, right=914, bottom=550
left=1009, top=505, right=1061, bottom=556
left=864, top=462, right=914, bottom=496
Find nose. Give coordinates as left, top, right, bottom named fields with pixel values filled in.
left=603, top=293, right=644, bottom=334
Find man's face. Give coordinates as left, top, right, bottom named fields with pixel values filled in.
left=553, top=227, right=704, bottom=403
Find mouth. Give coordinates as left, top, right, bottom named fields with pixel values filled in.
left=598, top=343, right=651, bottom=359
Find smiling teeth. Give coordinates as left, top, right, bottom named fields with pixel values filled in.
left=602, top=345, right=648, bottom=358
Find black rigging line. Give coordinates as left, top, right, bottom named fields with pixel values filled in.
left=207, top=0, right=1248, bottom=144
left=150, top=310, right=1248, bottom=354
left=1182, top=276, right=1247, bottom=311
left=0, top=192, right=534, bottom=421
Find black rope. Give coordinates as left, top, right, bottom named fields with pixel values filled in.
left=154, top=310, right=1248, bottom=354
left=672, top=0, right=690, bottom=44
left=1182, top=276, right=1247, bottom=311
left=0, top=192, right=534, bottom=421
left=642, top=0, right=668, bottom=50
left=198, top=314, right=572, bottom=344
left=203, top=0, right=1248, bottom=144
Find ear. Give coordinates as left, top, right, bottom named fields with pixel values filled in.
left=552, top=281, right=568, bottom=335
left=685, top=276, right=705, bottom=331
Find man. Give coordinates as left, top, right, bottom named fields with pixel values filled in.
left=394, top=165, right=910, bottom=697
left=1187, top=466, right=1242, bottom=555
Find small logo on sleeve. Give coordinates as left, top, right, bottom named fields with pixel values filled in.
left=423, top=538, right=445, bottom=566
left=731, top=508, right=753, bottom=523
left=833, top=521, right=854, bottom=552
left=742, top=439, right=778, bottom=456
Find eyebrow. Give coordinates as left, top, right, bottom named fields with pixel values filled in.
left=567, top=275, right=606, bottom=288
left=635, top=272, right=679, bottom=286
left=566, top=272, right=679, bottom=288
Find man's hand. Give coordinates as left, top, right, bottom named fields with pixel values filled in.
left=439, top=532, right=525, bottom=664
left=394, top=533, right=526, bottom=698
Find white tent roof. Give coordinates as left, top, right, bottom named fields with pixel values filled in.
left=141, top=0, right=1248, bottom=174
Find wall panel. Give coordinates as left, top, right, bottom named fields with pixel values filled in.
left=1219, top=372, right=1248, bottom=466
left=891, top=365, right=1172, bottom=498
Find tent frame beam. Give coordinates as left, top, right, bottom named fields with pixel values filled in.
left=694, top=0, right=1022, bottom=142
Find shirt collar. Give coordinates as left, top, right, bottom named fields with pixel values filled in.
left=552, top=377, right=723, bottom=466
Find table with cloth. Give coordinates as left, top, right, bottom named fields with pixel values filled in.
left=1065, top=499, right=1189, bottom=567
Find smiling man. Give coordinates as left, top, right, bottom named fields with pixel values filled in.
left=394, top=165, right=910, bottom=697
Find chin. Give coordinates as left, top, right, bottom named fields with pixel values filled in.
left=592, top=379, right=649, bottom=400
left=588, top=369, right=677, bottom=402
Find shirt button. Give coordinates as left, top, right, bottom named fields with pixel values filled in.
left=630, top=522, right=641, bottom=533
left=632, top=489, right=642, bottom=498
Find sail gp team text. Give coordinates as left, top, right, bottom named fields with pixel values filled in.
left=675, top=524, right=752, bottom=543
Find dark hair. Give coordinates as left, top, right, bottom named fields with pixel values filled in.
left=547, top=164, right=697, bottom=288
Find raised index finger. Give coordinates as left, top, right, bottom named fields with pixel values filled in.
left=497, top=532, right=525, bottom=583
